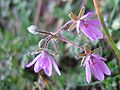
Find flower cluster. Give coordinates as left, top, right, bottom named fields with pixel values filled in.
left=25, top=7, right=111, bottom=83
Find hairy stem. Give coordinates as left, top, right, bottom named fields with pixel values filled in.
left=38, top=30, right=53, bottom=36
left=58, top=36, right=84, bottom=50
left=43, top=36, right=52, bottom=49
left=54, top=20, right=73, bottom=35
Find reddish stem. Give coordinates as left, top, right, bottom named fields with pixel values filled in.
left=58, top=36, right=84, bottom=50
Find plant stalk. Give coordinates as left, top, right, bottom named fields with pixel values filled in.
left=93, top=0, right=120, bottom=61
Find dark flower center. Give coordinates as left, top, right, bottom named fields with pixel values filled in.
left=90, top=55, right=97, bottom=65
left=80, top=20, right=88, bottom=28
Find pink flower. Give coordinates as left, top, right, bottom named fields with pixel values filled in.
left=76, top=11, right=103, bottom=41
left=76, top=44, right=111, bottom=83
left=26, top=51, right=61, bottom=76
left=68, top=7, right=103, bottom=41
left=83, top=54, right=111, bottom=83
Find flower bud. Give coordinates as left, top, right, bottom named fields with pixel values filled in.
left=27, top=25, right=39, bottom=34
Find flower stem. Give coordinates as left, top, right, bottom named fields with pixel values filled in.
left=58, top=36, right=84, bottom=50
left=43, top=36, right=52, bottom=49
left=37, top=30, right=53, bottom=36
left=54, top=20, right=73, bottom=35
left=93, top=0, right=120, bottom=61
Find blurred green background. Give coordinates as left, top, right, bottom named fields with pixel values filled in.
left=0, top=0, right=120, bottom=90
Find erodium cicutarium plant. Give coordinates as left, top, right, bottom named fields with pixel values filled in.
left=25, top=6, right=111, bottom=84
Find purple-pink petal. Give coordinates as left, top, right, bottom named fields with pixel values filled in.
left=34, top=52, right=47, bottom=73
left=51, top=58, right=61, bottom=76
left=79, top=21, right=103, bottom=41
left=84, top=54, right=111, bottom=82
left=40, top=51, right=52, bottom=76
left=92, top=54, right=107, bottom=61
left=26, top=50, right=61, bottom=76
left=34, top=59, right=42, bottom=73
left=80, top=11, right=94, bottom=20
left=26, top=54, right=42, bottom=68
left=96, top=59, right=111, bottom=75
left=90, top=59, right=104, bottom=81
left=44, top=58, right=52, bottom=76
left=85, top=62, right=91, bottom=83
left=83, top=55, right=90, bottom=67
left=33, top=51, right=52, bottom=76
left=85, top=19, right=102, bottom=27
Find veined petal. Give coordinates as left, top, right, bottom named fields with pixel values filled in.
left=83, top=55, right=91, bottom=67
left=34, top=59, right=42, bottom=73
left=51, top=57, right=61, bottom=76
left=44, top=57, right=52, bottom=76
left=85, top=19, right=101, bottom=27
left=85, top=62, right=91, bottom=83
left=92, top=54, right=107, bottom=61
left=79, top=21, right=103, bottom=41
left=40, top=51, right=52, bottom=76
left=26, top=53, right=41, bottom=68
left=90, top=59, right=104, bottom=81
left=80, top=11, right=94, bottom=20
left=34, top=51, right=47, bottom=73
left=97, top=59, right=111, bottom=75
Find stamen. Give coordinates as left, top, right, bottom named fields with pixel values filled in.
left=92, top=61, right=97, bottom=65
left=90, top=56, right=97, bottom=65
left=81, top=20, right=88, bottom=28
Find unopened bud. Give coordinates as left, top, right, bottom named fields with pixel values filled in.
left=27, top=25, right=39, bottom=34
